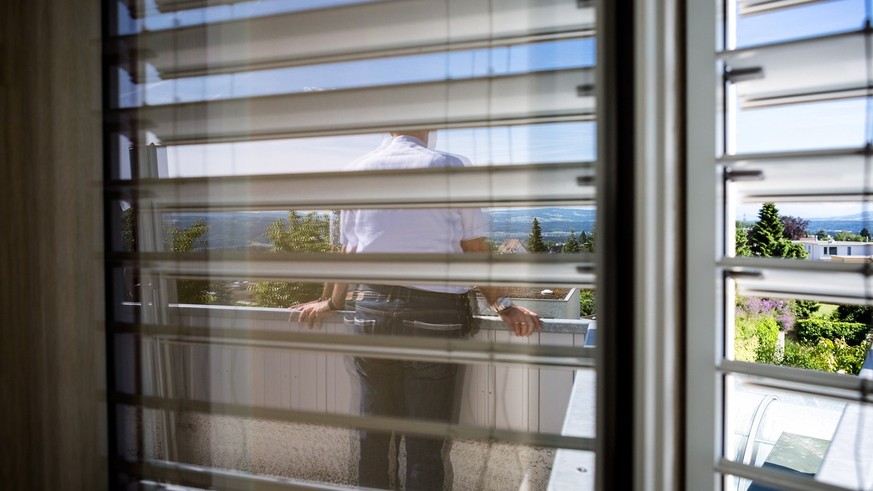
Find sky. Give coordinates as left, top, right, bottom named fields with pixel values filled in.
left=116, top=0, right=871, bottom=220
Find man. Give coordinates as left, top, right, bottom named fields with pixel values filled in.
left=295, top=131, right=541, bottom=490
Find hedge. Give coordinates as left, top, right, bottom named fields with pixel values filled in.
left=795, top=318, right=869, bottom=346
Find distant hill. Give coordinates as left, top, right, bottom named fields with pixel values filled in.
left=806, top=219, right=873, bottom=235
left=489, top=207, right=596, bottom=240
left=162, top=208, right=596, bottom=250
left=164, top=212, right=288, bottom=250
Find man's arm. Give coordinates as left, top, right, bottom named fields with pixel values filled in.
left=291, top=247, right=352, bottom=329
left=460, top=237, right=542, bottom=337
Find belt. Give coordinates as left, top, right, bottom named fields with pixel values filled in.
left=360, top=284, right=467, bottom=302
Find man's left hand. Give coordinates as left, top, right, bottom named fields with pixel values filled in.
left=498, top=305, right=542, bottom=337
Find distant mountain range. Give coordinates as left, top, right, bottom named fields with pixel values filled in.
left=163, top=208, right=597, bottom=250
left=163, top=207, right=868, bottom=251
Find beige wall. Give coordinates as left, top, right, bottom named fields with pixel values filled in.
left=0, top=1, right=104, bottom=488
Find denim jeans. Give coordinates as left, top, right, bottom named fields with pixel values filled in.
left=352, top=285, right=468, bottom=491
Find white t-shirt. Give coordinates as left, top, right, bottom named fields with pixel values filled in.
left=341, top=135, right=491, bottom=293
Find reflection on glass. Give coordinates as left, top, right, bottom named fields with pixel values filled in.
left=115, top=358, right=591, bottom=487
left=733, top=295, right=872, bottom=374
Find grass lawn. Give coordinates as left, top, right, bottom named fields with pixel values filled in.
left=814, top=303, right=838, bottom=320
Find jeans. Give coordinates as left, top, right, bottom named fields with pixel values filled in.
left=352, top=285, right=468, bottom=491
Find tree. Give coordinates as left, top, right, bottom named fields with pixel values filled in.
left=815, top=229, right=829, bottom=240
left=833, top=231, right=863, bottom=242
left=562, top=229, right=581, bottom=253
left=121, top=207, right=230, bottom=304
left=791, top=299, right=820, bottom=320
left=780, top=215, right=809, bottom=240
left=748, top=203, right=785, bottom=257
left=832, top=305, right=873, bottom=326
left=579, top=289, right=596, bottom=317
left=163, top=218, right=232, bottom=305
left=164, top=218, right=209, bottom=252
left=527, top=218, right=547, bottom=253
left=249, top=211, right=332, bottom=307
left=861, top=228, right=871, bottom=240
left=774, top=240, right=808, bottom=259
left=581, top=228, right=596, bottom=253
left=735, top=226, right=751, bottom=257
left=747, top=203, right=807, bottom=259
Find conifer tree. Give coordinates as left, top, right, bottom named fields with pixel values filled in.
left=581, top=227, right=596, bottom=253
left=749, top=203, right=786, bottom=257
left=527, top=218, right=547, bottom=253
left=562, top=229, right=581, bottom=253
left=735, top=226, right=751, bottom=257
left=748, top=203, right=808, bottom=259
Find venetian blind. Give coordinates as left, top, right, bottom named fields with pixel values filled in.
left=103, top=0, right=600, bottom=489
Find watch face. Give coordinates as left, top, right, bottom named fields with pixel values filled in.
left=496, top=297, right=513, bottom=311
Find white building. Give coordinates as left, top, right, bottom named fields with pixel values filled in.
left=796, top=238, right=873, bottom=261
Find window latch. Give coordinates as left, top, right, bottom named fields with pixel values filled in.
left=577, top=84, right=594, bottom=98
left=724, top=66, right=764, bottom=84
left=724, top=269, right=764, bottom=280
left=577, top=173, right=595, bottom=186
left=723, top=167, right=764, bottom=182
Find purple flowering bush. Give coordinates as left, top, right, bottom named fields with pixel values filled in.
left=736, top=296, right=871, bottom=374
left=735, top=296, right=792, bottom=364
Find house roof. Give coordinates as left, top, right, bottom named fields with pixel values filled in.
left=497, top=239, right=528, bottom=254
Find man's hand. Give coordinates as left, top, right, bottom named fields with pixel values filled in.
left=289, top=299, right=333, bottom=329
left=498, top=305, right=542, bottom=337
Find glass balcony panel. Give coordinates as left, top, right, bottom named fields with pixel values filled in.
left=722, top=373, right=873, bottom=490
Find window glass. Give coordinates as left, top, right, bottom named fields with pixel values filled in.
left=717, top=2, right=873, bottom=489
left=104, top=1, right=598, bottom=488
left=733, top=0, right=865, bottom=48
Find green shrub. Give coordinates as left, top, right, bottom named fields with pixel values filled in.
left=790, top=299, right=820, bottom=320
left=795, top=318, right=869, bottom=346
left=735, top=315, right=780, bottom=364
left=780, top=338, right=871, bottom=374
left=579, top=289, right=595, bottom=317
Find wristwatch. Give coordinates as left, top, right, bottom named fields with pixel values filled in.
left=489, top=296, right=514, bottom=313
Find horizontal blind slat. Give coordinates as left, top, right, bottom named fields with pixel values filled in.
left=112, top=321, right=595, bottom=367
left=112, top=393, right=598, bottom=450
left=112, top=68, right=595, bottom=144
left=718, top=146, right=868, bottom=162
left=738, top=0, right=830, bottom=16
left=719, top=359, right=873, bottom=403
left=722, top=257, right=873, bottom=305
left=724, top=154, right=873, bottom=202
left=716, top=459, right=857, bottom=491
left=720, top=29, right=869, bottom=109
left=112, top=251, right=595, bottom=287
left=119, top=0, right=594, bottom=80
left=109, top=162, right=595, bottom=210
